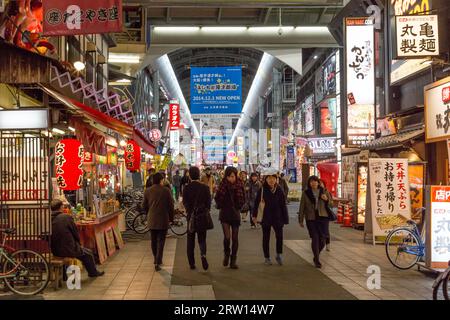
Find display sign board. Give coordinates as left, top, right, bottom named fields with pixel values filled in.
left=43, top=0, right=123, bottom=36
left=304, top=95, right=314, bottom=133
left=307, top=138, right=336, bottom=155
left=150, top=129, right=162, bottom=142
left=425, top=76, right=450, bottom=143
left=286, top=146, right=295, bottom=170
left=395, top=15, right=439, bottom=58
left=170, top=130, right=180, bottom=157
left=356, top=162, right=368, bottom=225
left=190, top=66, right=242, bottom=115
left=55, top=139, right=84, bottom=191
left=320, top=98, right=337, bottom=135
left=315, top=54, right=337, bottom=104
left=345, top=17, right=375, bottom=147
left=426, top=185, right=450, bottom=269
left=368, top=158, right=412, bottom=243
left=0, top=109, right=48, bottom=130
left=169, top=102, right=180, bottom=130
left=391, top=0, right=430, bottom=16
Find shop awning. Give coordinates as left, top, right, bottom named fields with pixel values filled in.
left=41, top=85, right=156, bottom=154
left=361, top=128, right=424, bottom=150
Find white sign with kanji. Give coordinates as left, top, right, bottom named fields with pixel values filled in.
left=396, top=15, right=439, bottom=58
left=424, top=76, right=450, bottom=143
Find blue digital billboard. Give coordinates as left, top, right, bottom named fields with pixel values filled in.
left=190, top=66, right=242, bottom=114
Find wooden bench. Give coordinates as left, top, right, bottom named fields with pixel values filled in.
left=50, top=257, right=81, bottom=290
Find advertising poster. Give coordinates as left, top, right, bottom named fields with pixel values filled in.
left=368, top=158, right=412, bottom=243
left=286, top=146, right=295, bottom=170
left=317, top=163, right=339, bottom=197
left=190, top=66, right=242, bottom=115
left=409, top=163, right=425, bottom=224
left=202, top=118, right=232, bottom=165
left=356, top=163, right=368, bottom=225
left=304, top=95, right=314, bottom=133
left=426, top=186, right=450, bottom=269
left=320, top=98, right=337, bottom=135
left=347, top=104, right=375, bottom=146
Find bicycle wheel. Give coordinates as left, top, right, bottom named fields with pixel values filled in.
left=125, top=206, right=141, bottom=230
left=170, top=212, right=188, bottom=236
left=2, top=250, right=50, bottom=295
left=132, top=213, right=150, bottom=234
left=443, top=271, right=450, bottom=300
left=385, top=228, right=421, bottom=270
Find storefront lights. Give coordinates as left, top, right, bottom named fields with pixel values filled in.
left=73, top=61, right=85, bottom=71
left=52, top=128, right=65, bottom=135
left=119, top=139, right=127, bottom=147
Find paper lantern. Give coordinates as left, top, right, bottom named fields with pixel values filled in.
left=124, top=140, right=141, bottom=172
left=55, top=139, right=84, bottom=191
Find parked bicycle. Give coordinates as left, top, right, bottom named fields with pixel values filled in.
left=132, top=208, right=187, bottom=236
left=0, top=228, right=50, bottom=295
left=432, top=260, right=450, bottom=300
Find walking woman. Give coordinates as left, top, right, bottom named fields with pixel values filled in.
left=183, top=166, right=214, bottom=271
left=247, top=172, right=261, bottom=229
left=180, top=170, right=191, bottom=197
left=252, top=169, right=289, bottom=265
left=298, top=175, right=331, bottom=268
left=214, top=167, right=246, bottom=269
left=240, top=171, right=250, bottom=223
left=319, top=179, right=333, bottom=251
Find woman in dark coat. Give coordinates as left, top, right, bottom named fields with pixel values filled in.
left=183, top=166, right=213, bottom=271
left=298, top=175, right=332, bottom=268
left=214, top=166, right=246, bottom=269
left=180, top=170, right=191, bottom=197
left=252, top=169, right=289, bottom=265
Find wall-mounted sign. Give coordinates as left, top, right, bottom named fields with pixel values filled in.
left=150, top=129, right=162, bottom=142
left=320, top=98, right=337, bottom=135
left=169, top=102, right=180, bottom=130
left=356, top=162, right=368, bottom=225
left=150, top=113, right=158, bottom=122
left=124, top=140, right=140, bottom=172
left=426, top=185, right=450, bottom=269
left=395, top=15, right=439, bottom=58
left=170, top=130, right=180, bottom=157
left=368, top=158, right=411, bottom=243
left=43, top=0, right=123, bottom=36
left=391, top=0, right=431, bottom=16
left=190, top=66, right=242, bottom=115
left=0, top=109, right=48, bottom=130
left=286, top=146, right=295, bottom=170
left=307, top=138, right=336, bottom=155
left=425, top=76, right=450, bottom=143
left=304, top=95, right=314, bottom=134
left=55, top=139, right=84, bottom=191
left=315, top=54, right=337, bottom=104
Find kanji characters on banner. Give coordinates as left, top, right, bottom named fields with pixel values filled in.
left=124, top=140, right=141, bottom=172
left=169, top=102, right=180, bottom=130
left=55, top=139, right=84, bottom=190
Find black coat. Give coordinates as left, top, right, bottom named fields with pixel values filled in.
left=252, top=185, right=289, bottom=228
left=183, top=181, right=213, bottom=232
left=51, top=211, right=83, bottom=257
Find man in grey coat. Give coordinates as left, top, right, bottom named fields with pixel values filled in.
left=142, top=173, right=175, bottom=271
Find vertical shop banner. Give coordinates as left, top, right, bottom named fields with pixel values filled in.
left=170, top=130, right=180, bottom=158
left=409, top=163, right=425, bottom=224
left=286, top=146, right=295, bottom=170
left=55, top=139, right=84, bottom=191
left=271, top=129, right=280, bottom=171
left=43, top=0, right=123, bottom=36
left=169, top=102, right=180, bottom=130
left=124, top=140, right=140, bottom=172
left=190, top=66, right=242, bottom=115
left=395, top=15, right=439, bottom=58
left=425, top=76, right=450, bottom=143
left=304, top=95, right=314, bottom=133
left=345, top=17, right=375, bottom=147
left=317, top=163, right=339, bottom=197
left=315, top=54, right=337, bottom=104
left=368, top=158, right=412, bottom=243
left=249, top=129, right=258, bottom=165
left=320, top=98, right=337, bottom=135
left=426, top=186, right=450, bottom=269
left=356, top=162, right=368, bottom=225
left=259, top=129, right=268, bottom=165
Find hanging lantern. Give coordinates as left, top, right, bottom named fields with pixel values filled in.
left=55, top=139, right=84, bottom=191
left=124, top=140, right=141, bottom=172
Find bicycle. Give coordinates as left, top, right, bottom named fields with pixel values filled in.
left=432, top=260, right=450, bottom=300
left=385, top=219, right=425, bottom=270
left=0, top=228, right=50, bottom=295
left=131, top=209, right=188, bottom=236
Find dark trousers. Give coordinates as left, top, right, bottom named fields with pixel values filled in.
left=150, top=229, right=167, bottom=265
left=187, top=230, right=207, bottom=267
left=306, top=219, right=329, bottom=261
left=174, top=187, right=180, bottom=201
left=262, top=224, right=284, bottom=258
left=75, top=247, right=98, bottom=277
left=222, top=223, right=239, bottom=256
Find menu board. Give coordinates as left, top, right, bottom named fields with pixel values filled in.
left=368, top=158, right=411, bottom=243
left=356, top=163, right=368, bottom=225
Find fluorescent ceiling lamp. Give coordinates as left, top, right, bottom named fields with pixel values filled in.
left=295, top=26, right=329, bottom=33
left=0, top=109, right=48, bottom=129
left=108, top=53, right=141, bottom=64
left=153, top=26, right=200, bottom=33
left=248, top=26, right=295, bottom=33
left=68, top=126, right=76, bottom=132
left=117, top=79, right=131, bottom=83
left=201, top=26, right=247, bottom=33
left=52, top=128, right=65, bottom=135
left=73, top=61, right=85, bottom=71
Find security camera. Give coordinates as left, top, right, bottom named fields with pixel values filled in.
left=278, top=27, right=283, bottom=36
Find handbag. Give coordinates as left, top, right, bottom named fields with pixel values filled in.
left=256, top=190, right=265, bottom=223
left=326, top=204, right=337, bottom=221
left=188, top=187, right=214, bottom=233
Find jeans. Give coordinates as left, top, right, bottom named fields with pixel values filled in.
left=187, top=230, right=207, bottom=267
left=306, top=219, right=329, bottom=261
left=150, top=229, right=167, bottom=265
left=222, top=223, right=239, bottom=257
left=174, top=187, right=180, bottom=201
left=262, top=224, right=284, bottom=258
left=75, top=247, right=98, bottom=277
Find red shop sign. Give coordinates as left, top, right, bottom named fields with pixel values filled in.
left=55, top=139, right=84, bottom=191
left=170, top=102, right=180, bottom=130
left=124, top=140, right=141, bottom=172
left=43, top=0, right=123, bottom=36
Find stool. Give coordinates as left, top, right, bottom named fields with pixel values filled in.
left=50, top=257, right=78, bottom=290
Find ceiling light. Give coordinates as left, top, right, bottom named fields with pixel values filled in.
left=313, top=55, right=318, bottom=60
left=201, top=26, right=247, bottom=33
left=68, top=126, right=76, bottom=132
left=117, top=79, right=131, bottom=83
left=248, top=26, right=294, bottom=33
left=295, top=26, right=329, bottom=33
left=153, top=26, right=200, bottom=33
left=108, top=53, right=141, bottom=64
left=73, top=61, right=85, bottom=71
left=52, top=128, right=65, bottom=135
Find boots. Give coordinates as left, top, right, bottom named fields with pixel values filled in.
left=230, top=256, right=238, bottom=269
left=223, top=253, right=230, bottom=267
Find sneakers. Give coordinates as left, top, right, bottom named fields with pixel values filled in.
left=326, top=244, right=330, bottom=252
left=264, top=258, right=272, bottom=265
left=275, top=255, right=283, bottom=266
left=201, top=256, right=209, bottom=271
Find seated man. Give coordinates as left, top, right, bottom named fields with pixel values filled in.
left=50, top=199, right=104, bottom=278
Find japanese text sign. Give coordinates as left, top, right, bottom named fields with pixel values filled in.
left=169, top=102, right=180, bottom=131
left=427, top=186, right=450, bottom=269
left=55, top=139, right=84, bottom=191
left=425, top=76, right=450, bottom=143
left=43, top=0, right=122, bottom=36
left=124, top=140, right=140, bottom=172
left=369, top=158, right=411, bottom=241
left=190, top=66, right=242, bottom=115
left=304, top=95, right=314, bottom=133
left=396, top=15, right=439, bottom=58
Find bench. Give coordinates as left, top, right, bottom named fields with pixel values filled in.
left=50, top=257, right=82, bottom=290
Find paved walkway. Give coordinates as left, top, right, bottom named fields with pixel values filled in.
left=0, top=203, right=439, bottom=300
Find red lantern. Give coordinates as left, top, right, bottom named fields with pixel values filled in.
left=124, top=140, right=141, bottom=172
left=55, top=139, right=84, bottom=191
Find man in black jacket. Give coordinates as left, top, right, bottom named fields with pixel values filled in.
left=51, top=199, right=104, bottom=277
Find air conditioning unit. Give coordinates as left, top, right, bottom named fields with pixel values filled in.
left=97, top=54, right=106, bottom=65
left=86, top=41, right=96, bottom=53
